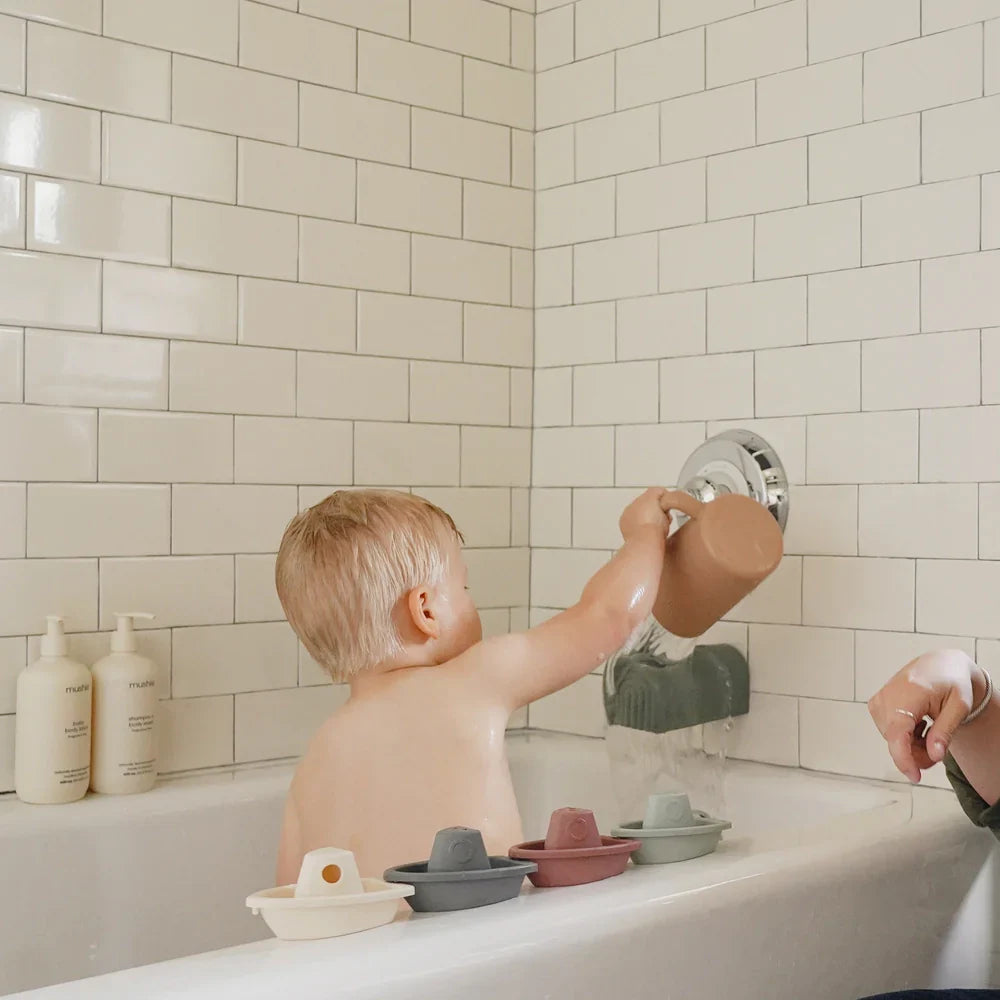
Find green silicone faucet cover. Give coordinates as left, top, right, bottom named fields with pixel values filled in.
left=604, top=618, right=750, bottom=734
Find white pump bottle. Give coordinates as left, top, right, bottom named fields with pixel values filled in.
left=15, top=616, right=93, bottom=804
left=90, top=613, right=159, bottom=795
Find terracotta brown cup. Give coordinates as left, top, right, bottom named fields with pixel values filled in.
left=651, top=490, right=783, bottom=639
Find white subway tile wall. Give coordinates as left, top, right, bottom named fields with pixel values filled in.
left=0, top=0, right=533, bottom=790
left=3, top=0, right=998, bottom=791
left=530, top=0, right=1000, bottom=779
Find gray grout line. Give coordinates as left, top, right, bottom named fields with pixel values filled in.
left=11, top=174, right=533, bottom=253
left=919, top=107, right=924, bottom=185
left=545, top=79, right=996, bottom=144
left=543, top=138, right=960, bottom=199
left=858, top=195, right=863, bottom=268
left=978, top=480, right=983, bottom=559
left=2, top=385, right=994, bottom=423
left=804, top=0, right=809, bottom=64
left=15, top=82, right=531, bottom=155
left=508, top=4, right=513, bottom=65
left=981, top=328, right=986, bottom=407
left=980, top=174, right=985, bottom=252
left=703, top=23, right=708, bottom=90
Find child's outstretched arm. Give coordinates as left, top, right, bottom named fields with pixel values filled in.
left=464, top=488, right=670, bottom=710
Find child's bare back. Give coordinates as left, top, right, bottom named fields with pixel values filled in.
left=273, top=488, right=671, bottom=884
left=277, top=663, right=521, bottom=881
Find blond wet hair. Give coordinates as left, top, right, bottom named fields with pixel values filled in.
left=276, top=490, right=462, bottom=683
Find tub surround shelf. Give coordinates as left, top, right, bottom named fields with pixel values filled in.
left=0, top=760, right=293, bottom=833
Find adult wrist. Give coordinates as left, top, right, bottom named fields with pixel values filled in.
left=964, top=664, right=994, bottom=727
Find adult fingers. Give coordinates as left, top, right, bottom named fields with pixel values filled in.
left=910, top=740, right=935, bottom=771
left=883, top=712, right=922, bottom=784
left=925, top=687, right=971, bottom=763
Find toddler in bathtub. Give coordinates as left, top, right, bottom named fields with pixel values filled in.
left=272, top=487, right=671, bottom=882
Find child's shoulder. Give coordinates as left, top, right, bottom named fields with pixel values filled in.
left=298, top=698, right=356, bottom=760
left=434, top=632, right=532, bottom=690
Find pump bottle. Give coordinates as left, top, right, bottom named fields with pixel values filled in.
left=90, top=613, right=159, bottom=795
left=15, top=616, right=93, bottom=804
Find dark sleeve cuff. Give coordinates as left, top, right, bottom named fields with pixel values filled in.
left=945, top=754, right=1000, bottom=837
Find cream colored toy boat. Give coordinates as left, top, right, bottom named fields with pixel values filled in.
left=247, top=847, right=414, bottom=940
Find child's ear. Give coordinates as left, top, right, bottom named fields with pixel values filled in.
left=406, top=586, right=440, bottom=640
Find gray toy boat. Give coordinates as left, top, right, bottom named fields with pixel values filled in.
left=384, top=827, right=536, bottom=912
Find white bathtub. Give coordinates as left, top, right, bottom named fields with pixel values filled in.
left=2, top=731, right=994, bottom=999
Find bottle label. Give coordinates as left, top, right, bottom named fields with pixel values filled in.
left=127, top=713, right=154, bottom=734
left=55, top=764, right=89, bottom=787
left=64, top=718, right=89, bottom=740
left=119, top=759, right=156, bottom=778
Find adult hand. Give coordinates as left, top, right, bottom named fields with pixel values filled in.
left=867, top=649, right=980, bottom=783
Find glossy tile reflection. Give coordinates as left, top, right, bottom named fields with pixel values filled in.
left=0, top=92, right=100, bottom=180
left=103, top=262, right=237, bottom=343
left=28, top=177, right=170, bottom=263
left=0, top=247, right=100, bottom=329
left=0, top=325, right=23, bottom=401
left=26, top=22, right=170, bottom=119
left=0, top=13, right=25, bottom=93
left=24, top=328, right=168, bottom=408
left=0, top=170, right=24, bottom=246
